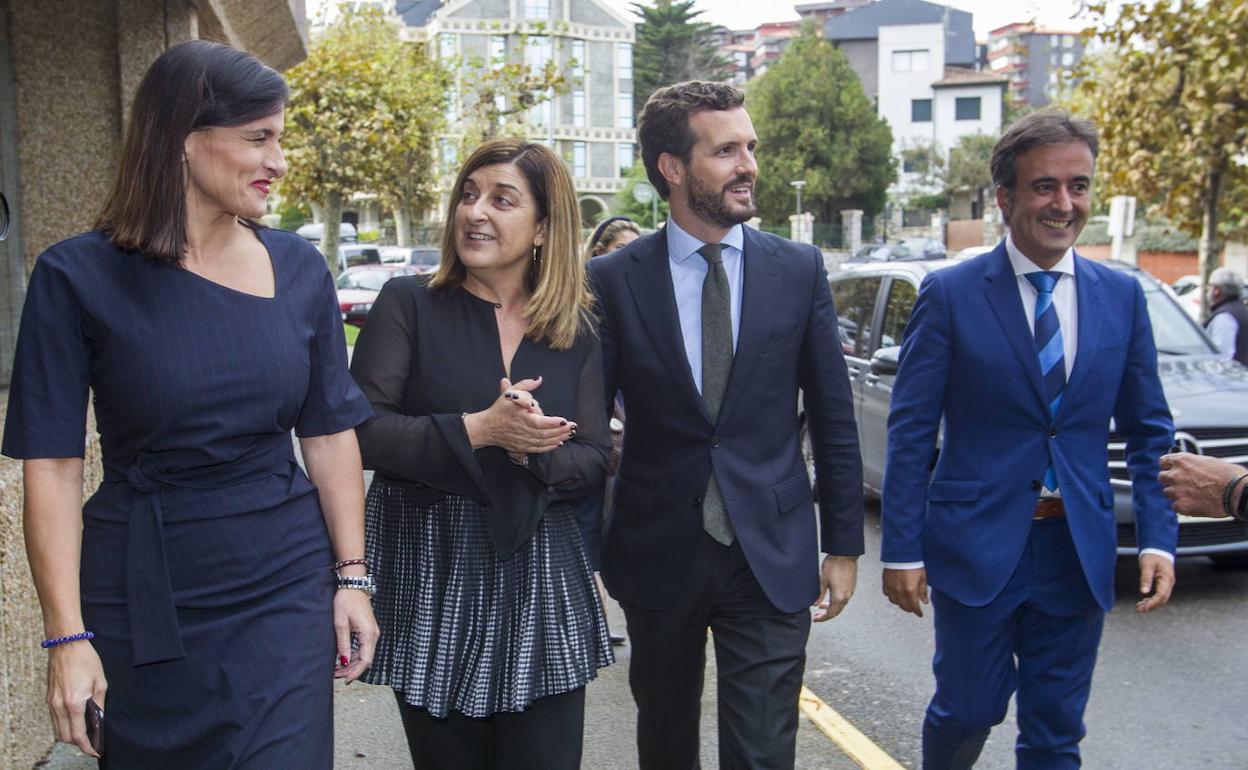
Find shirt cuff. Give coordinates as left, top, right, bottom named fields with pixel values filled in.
left=1139, top=548, right=1174, bottom=564
left=882, top=561, right=925, bottom=570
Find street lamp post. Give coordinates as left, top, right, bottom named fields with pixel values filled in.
left=790, top=180, right=806, bottom=216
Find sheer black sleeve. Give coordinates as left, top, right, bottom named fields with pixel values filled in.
left=525, top=332, right=611, bottom=500
left=350, top=280, right=489, bottom=503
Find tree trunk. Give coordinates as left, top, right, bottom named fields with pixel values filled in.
left=322, top=191, right=344, bottom=276
left=1197, top=166, right=1222, bottom=320
left=395, top=206, right=412, bottom=247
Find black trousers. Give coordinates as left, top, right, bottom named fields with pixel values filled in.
left=621, top=532, right=812, bottom=770
left=393, top=688, right=585, bottom=770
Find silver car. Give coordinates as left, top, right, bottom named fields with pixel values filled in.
left=814, top=256, right=1248, bottom=566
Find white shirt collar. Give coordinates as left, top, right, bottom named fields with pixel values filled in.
left=667, top=216, right=745, bottom=265
left=1005, top=232, right=1075, bottom=278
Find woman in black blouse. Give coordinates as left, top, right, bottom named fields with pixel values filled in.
left=350, top=139, right=612, bottom=768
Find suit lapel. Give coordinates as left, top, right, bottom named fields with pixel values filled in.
left=624, top=228, right=710, bottom=422
left=716, top=227, right=781, bottom=426
left=982, top=246, right=1048, bottom=413
left=1061, top=253, right=1103, bottom=411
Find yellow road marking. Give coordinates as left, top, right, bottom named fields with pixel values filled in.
left=799, top=685, right=907, bottom=770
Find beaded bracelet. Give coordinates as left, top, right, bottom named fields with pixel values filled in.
left=334, top=558, right=369, bottom=571
left=1222, top=473, right=1248, bottom=518
left=42, top=631, right=95, bottom=649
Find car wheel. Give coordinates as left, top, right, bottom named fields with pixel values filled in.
left=799, top=416, right=817, bottom=502
left=1209, top=553, right=1248, bottom=570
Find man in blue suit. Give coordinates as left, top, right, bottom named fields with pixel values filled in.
left=589, top=81, right=865, bottom=769
left=881, top=110, right=1177, bottom=769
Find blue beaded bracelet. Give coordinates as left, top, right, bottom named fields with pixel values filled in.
left=41, top=631, right=95, bottom=649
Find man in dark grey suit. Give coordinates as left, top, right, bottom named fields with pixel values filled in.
left=588, top=81, right=865, bottom=769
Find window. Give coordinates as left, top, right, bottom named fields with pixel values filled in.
left=829, top=276, right=882, bottom=359
left=617, top=42, right=633, bottom=79
left=902, top=155, right=918, bottom=173
left=617, top=143, right=634, bottom=175
left=489, top=35, right=506, bottom=67
left=1063, top=34, right=1075, bottom=47
left=529, top=99, right=551, bottom=127
left=955, top=96, right=981, bottom=120
left=438, top=33, right=456, bottom=60
left=526, top=36, right=552, bottom=70
left=1062, top=51, right=1075, bottom=66
left=570, top=40, right=585, bottom=79
left=572, top=90, right=586, bottom=127
left=573, top=142, right=587, bottom=177
left=440, top=139, right=457, bottom=171
left=891, top=49, right=929, bottom=72
left=911, top=98, right=932, bottom=122
left=618, top=93, right=633, bottom=128
left=524, top=0, right=550, bottom=20
left=878, top=279, right=918, bottom=351
left=444, top=90, right=458, bottom=123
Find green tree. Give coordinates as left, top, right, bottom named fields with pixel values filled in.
left=945, top=132, right=997, bottom=215
left=374, top=41, right=451, bottom=246
left=282, top=7, right=445, bottom=269
left=631, top=0, right=732, bottom=119
left=457, top=34, right=571, bottom=152
left=1078, top=0, right=1248, bottom=315
left=612, top=160, right=670, bottom=228
left=749, top=27, right=895, bottom=226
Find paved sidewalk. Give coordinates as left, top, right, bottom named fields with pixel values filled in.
left=41, top=596, right=858, bottom=769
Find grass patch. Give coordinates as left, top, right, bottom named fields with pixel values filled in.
left=343, top=323, right=360, bottom=346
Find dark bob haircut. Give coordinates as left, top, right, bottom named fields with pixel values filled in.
left=637, top=81, right=745, bottom=200
left=95, top=40, right=289, bottom=264
left=990, top=108, right=1099, bottom=192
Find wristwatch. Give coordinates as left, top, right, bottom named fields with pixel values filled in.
left=335, top=574, right=377, bottom=597
left=1237, top=477, right=1248, bottom=522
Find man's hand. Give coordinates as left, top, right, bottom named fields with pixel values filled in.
left=1136, top=553, right=1175, bottom=614
left=1159, top=451, right=1245, bottom=518
left=883, top=567, right=929, bottom=617
left=813, top=555, right=858, bottom=622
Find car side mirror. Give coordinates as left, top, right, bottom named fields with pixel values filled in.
left=870, top=346, right=901, bottom=376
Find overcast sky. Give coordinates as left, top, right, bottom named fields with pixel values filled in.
left=598, top=0, right=1093, bottom=39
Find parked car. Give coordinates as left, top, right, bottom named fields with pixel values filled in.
left=952, top=245, right=994, bottom=260
left=296, top=221, right=357, bottom=243
left=815, top=255, right=1248, bottom=565
left=380, top=245, right=441, bottom=273
left=336, top=265, right=418, bottom=327
left=848, top=237, right=946, bottom=263
left=337, top=244, right=381, bottom=272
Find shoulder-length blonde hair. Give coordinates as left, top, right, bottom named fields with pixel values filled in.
left=429, top=139, right=592, bottom=350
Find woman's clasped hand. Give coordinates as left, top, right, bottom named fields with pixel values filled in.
left=465, top=376, right=578, bottom=460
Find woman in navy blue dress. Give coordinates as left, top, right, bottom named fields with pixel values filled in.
left=1, top=42, right=378, bottom=767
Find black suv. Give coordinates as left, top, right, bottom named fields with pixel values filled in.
left=819, top=256, right=1248, bottom=565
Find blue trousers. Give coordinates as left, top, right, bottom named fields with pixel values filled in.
left=923, top=518, right=1106, bottom=770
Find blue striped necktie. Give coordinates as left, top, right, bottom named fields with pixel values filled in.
left=1026, top=271, right=1065, bottom=492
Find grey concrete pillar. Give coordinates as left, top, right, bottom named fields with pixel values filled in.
left=842, top=209, right=863, bottom=254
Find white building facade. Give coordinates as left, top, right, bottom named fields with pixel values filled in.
left=407, top=0, right=637, bottom=223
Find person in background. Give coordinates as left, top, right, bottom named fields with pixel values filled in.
left=1204, top=267, right=1248, bottom=366
left=351, top=138, right=612, bottom=769
left=2, top=40, right=377, bottom=767
left=577, top=215, right=643, bottom=647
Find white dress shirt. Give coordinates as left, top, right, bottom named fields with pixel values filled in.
left=884, top=235, right=1171, bottom=569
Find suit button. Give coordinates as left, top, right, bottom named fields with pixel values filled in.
left=694, top=496, right=703, bottom=507
left=711, top=436, right=721, bottom=448
left=1030, top=480, right=1042, bottom=491
left=1049, top=429, right=1058, bottom=438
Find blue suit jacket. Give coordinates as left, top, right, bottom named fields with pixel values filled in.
left=589, top=226, right=865, bottom=614
left=881, top=244, right=1177, bottom=610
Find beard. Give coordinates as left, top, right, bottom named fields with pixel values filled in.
left=687, top=172, right=757, bottom=229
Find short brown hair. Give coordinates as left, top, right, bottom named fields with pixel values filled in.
left=430, top=139, right=592, bottom=350
left=95, top=41, right=289, bottom=264
left=991, top=108, right=1099, bottom=191
left=638, top=81, right=746, bottom=200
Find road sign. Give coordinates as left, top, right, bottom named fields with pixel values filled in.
left=632, top=182, right=655, bottom=205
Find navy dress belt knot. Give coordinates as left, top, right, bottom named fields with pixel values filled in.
left=103, top=437, right=298, bottom=666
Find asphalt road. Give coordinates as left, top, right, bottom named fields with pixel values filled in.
left=804, top=501, right=1248, bottom=769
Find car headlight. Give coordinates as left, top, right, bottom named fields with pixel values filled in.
left=350, top=303, right=373, bottom=313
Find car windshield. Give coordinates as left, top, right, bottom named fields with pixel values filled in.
left=336, top=269, right=391, bottom=292
left=1134, top=273, right=1215, bottom=356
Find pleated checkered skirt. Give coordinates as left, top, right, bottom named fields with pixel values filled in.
left=361, top=479, right=613, bottom=718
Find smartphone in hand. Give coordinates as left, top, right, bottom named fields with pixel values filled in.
left=85, top=698, right=104, bottom=755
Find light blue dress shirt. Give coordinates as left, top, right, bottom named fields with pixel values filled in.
left=666, top=218, right=745, bottom=394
